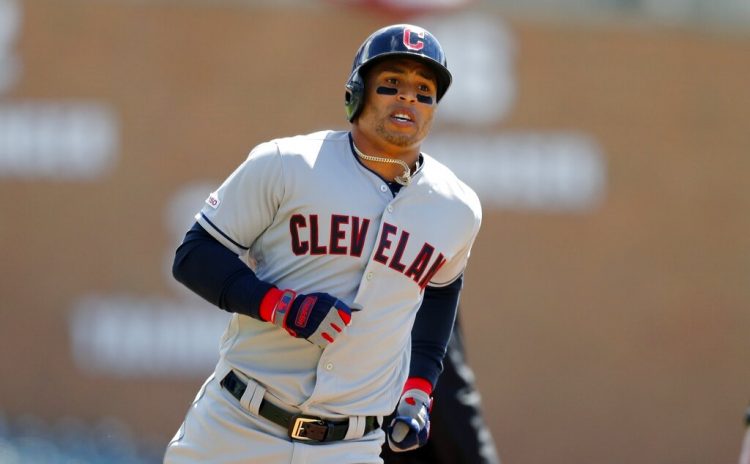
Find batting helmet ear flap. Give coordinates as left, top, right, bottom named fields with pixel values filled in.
left=345, top=74, right=365, bottom=122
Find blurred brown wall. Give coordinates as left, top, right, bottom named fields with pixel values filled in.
left=1, top=2, right=748, bottom=463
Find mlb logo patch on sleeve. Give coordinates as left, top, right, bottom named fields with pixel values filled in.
left=206, top=192, right=220, bottom=209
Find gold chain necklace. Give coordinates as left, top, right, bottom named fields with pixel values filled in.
left=352, top=143, right=419, bottom=186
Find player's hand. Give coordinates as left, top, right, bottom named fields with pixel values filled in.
left=387, top=387, right=432, bottom=452
left=261, top=288, right=352, bottom=348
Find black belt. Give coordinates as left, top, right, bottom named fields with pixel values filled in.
left=220, top=371, right=379, bottom=442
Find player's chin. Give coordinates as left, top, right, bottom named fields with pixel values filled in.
left=382, top=133, right=418, bottom=148
left=377, top=121, right=427, bottom=146
left=391, top=124, right=426, bottom=140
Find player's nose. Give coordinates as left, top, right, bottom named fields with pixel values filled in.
left=396, top=85, right=418, bottom=103
left=397, top=91, right=417, bottom=103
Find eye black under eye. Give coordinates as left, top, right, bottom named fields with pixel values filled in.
left=376, top=86, right=398, bottom=95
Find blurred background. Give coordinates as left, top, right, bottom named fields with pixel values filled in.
left=1, top=0, right=749, bottom=462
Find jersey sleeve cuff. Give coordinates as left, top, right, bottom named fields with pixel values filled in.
left=196, top=212, right=249, bottom=256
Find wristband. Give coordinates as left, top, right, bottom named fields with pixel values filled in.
left=259, top=288, right=296, bottom=324
left=403, top=377, right=433, bottom=396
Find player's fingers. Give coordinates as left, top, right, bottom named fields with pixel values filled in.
left=333, top=300, right=352, bottom=325
left=321, top=318, right=346, bottom=343
left=336, top=308, right=351, bottom=325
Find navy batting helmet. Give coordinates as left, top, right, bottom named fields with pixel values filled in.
left=344, top=24, right=452, bottom=122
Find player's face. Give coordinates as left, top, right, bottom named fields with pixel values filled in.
left=357, top=58, right=438, bottom=151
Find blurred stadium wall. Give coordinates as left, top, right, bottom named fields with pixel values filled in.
left=0, top=0, right=748, bottom=463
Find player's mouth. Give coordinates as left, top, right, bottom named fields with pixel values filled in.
left=389, top=110, right=416, bottom=127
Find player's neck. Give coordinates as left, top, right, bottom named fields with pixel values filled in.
left=350, top=131, right=420, bottom=175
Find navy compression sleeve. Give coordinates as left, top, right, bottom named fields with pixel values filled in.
left=409, top=276, right=463, bottom=387
left=172, top=222, right=274, bottom=319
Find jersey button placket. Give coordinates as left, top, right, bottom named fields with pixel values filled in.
left=380, top=184, right=388, bottom=193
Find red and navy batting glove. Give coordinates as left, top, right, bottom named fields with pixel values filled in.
left=387, top=378, right=433, bottom=452
left=260, top=288, right=352, bottom=348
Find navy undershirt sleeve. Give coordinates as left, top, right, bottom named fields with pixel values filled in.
left=172, top=222, right=274, bottom=319
left=409, top=276, right=463, bottom=388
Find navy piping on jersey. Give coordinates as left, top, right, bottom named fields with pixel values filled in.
left=347, top=132, right=423, bottom=197
left=200, top=212, right=249, bottom=251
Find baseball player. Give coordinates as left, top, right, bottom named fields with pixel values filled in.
left=164, top=24, right=482, bottom=464
left=381, top=313, right=501, bottom=464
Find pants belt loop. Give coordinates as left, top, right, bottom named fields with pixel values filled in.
left=238, top=374, right=266, bottom=415
left=344, top=416, right=365, bottom=440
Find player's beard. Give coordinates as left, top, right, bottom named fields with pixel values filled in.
left=375, top=114, right=433, bottom=148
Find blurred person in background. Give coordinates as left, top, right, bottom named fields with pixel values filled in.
left=740, top=406, right=750, bottom=464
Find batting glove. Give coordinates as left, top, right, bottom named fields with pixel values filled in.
left=387, top=378, right=433, bottom=452
left=260, top=288, right=352, bottom=348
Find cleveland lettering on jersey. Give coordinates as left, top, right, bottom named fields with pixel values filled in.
left=289, top=213, right=446, bottom=289
left=290, top=213, right=371, bottom=257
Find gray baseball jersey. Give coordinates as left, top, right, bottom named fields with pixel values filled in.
left=197, top=129, right=481, bottom=419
